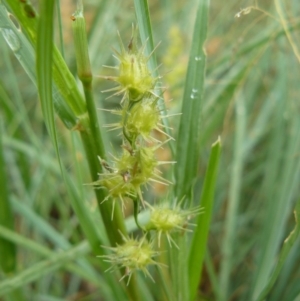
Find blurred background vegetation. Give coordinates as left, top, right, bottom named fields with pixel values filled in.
left=1, top=0, right=300, bottom=300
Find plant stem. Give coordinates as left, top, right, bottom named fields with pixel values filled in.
left=72, top=2, right=127, bottom=245
left=72, top=6, right=141, bottom=300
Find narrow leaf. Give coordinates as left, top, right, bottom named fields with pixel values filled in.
left=188, top=137, right=221, bottom=300
left=219, top=96, right=247, bottom=301
left=255, top=200, right=300, bottom=301
left=174, top=0, right=210, bottom=202
left=36, top=0, right=103, bottom=255
left=133, top=0, right=174, bottom=154
left=4, top=0, right=86, bottom=116
left=0, top=3, right=76, bottom=129
left=0, top=123, right=16, bottom=273
left=0, top=242, right=90, bottom=297
left=36, top=0, right=55, bottom=140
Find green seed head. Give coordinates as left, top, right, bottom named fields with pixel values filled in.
left=116, top=146, right=158, bottom=188
left=100, top=235, right=159, bottom=283
left=150, top=207, right=185, bottom=231
left=97, top=174, right=134, bottom=199
left=93, top=145, right=162, bottom=207
left=117, top=51, right=154, bottom=101
left=116, top=238, right=155, bottom=268
left=123, top=99, right=160, bottom=140
left=105, top=29, right=157, bottom=102
left=145, top=203, right=203, bottom=247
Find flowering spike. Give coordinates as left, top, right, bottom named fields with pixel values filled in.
left=122, top=97, right=161, bottom=141
left=99, top=235, right=160, bottom=283
left=102, top=31, right=157, bottom=102
left=145, top=202, right=203, bottom=248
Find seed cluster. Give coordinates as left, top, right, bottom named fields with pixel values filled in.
left=95, top=29, right=168, bottom=210
left=96, top=29, right=201, bottom=282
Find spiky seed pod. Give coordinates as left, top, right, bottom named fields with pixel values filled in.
left=97, top=174, right=135, bottom=199
left=122, top=98, right=160, bottom=141
left=117, top=50, right=154, bottom=102
left=100, top=235, right=159, bottom=284
left=134, top=147, right=158, bottom=182
left=103, top=30, right=157, bottom=102
left=145, top=203, right=203, bottom=248
left=116, top=146, right=169, bottom=189
left=93, top=172, right=136, bottom=217
left=94, top=145, right=170, bottom=208
left=102, top=97, right=171, bottom=143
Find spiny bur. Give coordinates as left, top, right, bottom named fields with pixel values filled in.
left=103, top=28, right=158, bottom=102
left=145, top=202, right=203, bottom=248
left=99, top=234, right=160, bottom=284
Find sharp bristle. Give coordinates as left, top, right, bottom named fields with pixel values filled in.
left=140, top=37, right=149, bottom=54
left=146, top=41, right=161, bottom=61
left=116, top=31, right=126, bottom=54
left=157, top=123, right=173, bottom=130
left=103, top=122, right=120, bottom=127
left=154, top=174, right=173, bottom=185
left=103, top=65, right=118, bottom=70
left=112, top=53, right=121, bottom=62
left=157, top=161, right=176, bottom=165
left=102, top=86, right=120, bottom=93
left=104, top=88, right=126, bottom=100
left=155, top=127, right=175, bottom=140
left=98, top=108, right=120, bottom=115
left=150, top=91, right=164, bottom=100
left=161, top=113, right=182, bottom=118
left=153, top=63, right=163, bottom=72
left=149, top=178, right=169, bottom=186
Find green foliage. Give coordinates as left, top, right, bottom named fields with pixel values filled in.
left=1, top=0, right=300, bottom=301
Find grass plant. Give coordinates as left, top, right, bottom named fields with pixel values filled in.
left=0, top=0, right=300, bottom=300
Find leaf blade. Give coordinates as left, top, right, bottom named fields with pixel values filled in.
left=0, top=123, right=16, bottom=274
left=188, top=137, right=221, bottom=300
left=174, top=0, right=210, bottom=202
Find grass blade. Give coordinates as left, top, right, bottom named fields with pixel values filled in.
left=0, top=124, right=16, bottom=274
left=212, top=20, right=300, bottom=70
left=133, top=0, right=174, bottom=154
left=3, top=0, right=128, bottom=257
left=250, top=47, right=300, bottom=300
left=4, top=0, right=86, bottom=117
left=255, top=199, right=300, bottom=301
left=35, top=0, right=106, bottom=256
left=133, top=0, right=158, bottom=73
left=0, top=3, right=76, bottom=129
left=10, top=197, right=128, bottom=300
left=219, top=95, right=247, bottom=301
left=0, top=225, right=115, bottom=297
left=0, top=242, right=90, bottom=297
left=174, top=0, right=210, bottom=202
left=188, top=137, right=221, bottom=300
left=36, top=0, right=55, bottom=141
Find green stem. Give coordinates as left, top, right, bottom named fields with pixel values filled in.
left=133, top=199, right=144, bottom=230
left=156, top=265, right=174, bottom=301
left=79, top=128, right=126, bottom=245
left=72, top=3, right=127, bottom=246
left=72, top=6, right=141, bottom=300
left=79, top=52, right=142, bottom=301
